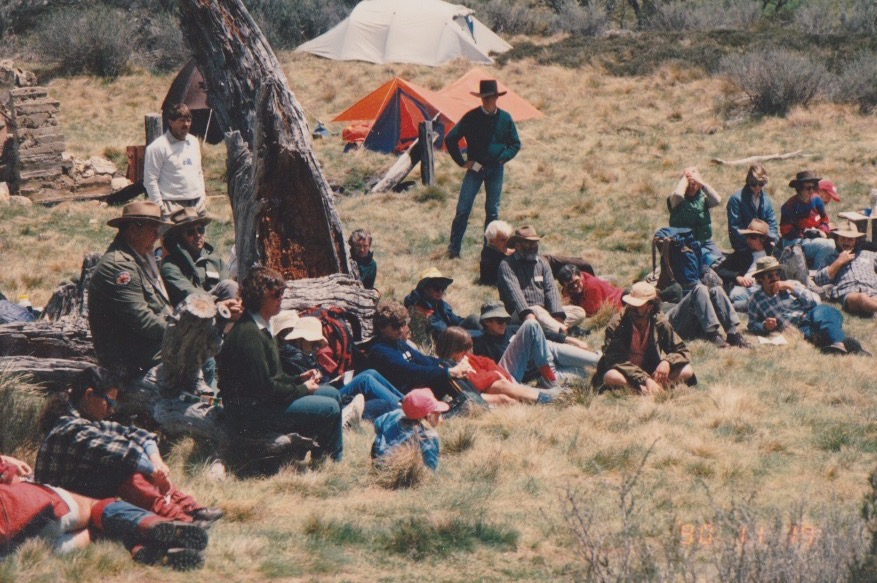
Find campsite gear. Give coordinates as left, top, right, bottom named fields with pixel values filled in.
left=652, top=227, right=704, bottom=289
left=818, top=179, right=840, bottom=202
left=416, top=267, right=454, bottom=290
left=162, top=59, right=225, bottom=145
left=470, top=79, right=506, bottom=98
left=401, top=387, right=450, bottom=419
left=507, top=225, right=542, bottom=247
left=789, top=170, right=821, bottom=189
left=298, top=306, right=362, bottom=379
left=622, top=282, right=657, bottom=307
left=831, top=220, right=864, bottom=239
left=285, top=317, right=329, bottom=345
left=107, top=201, right=174, bottom=228
left=296, top=0, right=511, bottom=67
left=751, top=256, right=785, bottom=278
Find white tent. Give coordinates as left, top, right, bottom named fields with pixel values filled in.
left=295, top=0, right=512, bottom=67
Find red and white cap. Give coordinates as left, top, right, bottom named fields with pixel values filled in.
left=818, top=179, right=840, bottom=202
left=401, top=388, right=449, bottom=420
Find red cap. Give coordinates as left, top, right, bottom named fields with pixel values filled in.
left=401, top=388, right=449, bottom=419
left=818, top=179, right=840, bottom=202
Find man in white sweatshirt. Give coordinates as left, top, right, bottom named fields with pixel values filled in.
left=144, top=103, right=206, bottom=218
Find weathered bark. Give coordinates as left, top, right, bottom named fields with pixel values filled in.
left=280, top=274, right=380, bottom=339
left=0, top=319, right=94, bottom=360
left=158, top=294, right=221, bottom=395
left=370, top=139, right=421, bottom=194
left=41, top=252, right=100, bottom=322
left=711, top=150, right=805, bottom=166
left=0, top=356, right=91, bottom=390
left=226, top=131, right=260, bottom=281
left=177, top=0, right=349, bottom=280
left=145, top=113, right=163, bottom=145
left=419, top=121, right=435, bottom=186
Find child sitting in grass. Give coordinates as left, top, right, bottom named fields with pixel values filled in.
left=371, top=389, right=448, bottom=471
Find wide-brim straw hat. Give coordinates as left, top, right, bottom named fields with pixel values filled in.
left=417, top=267, right=453, bottom=289
left=479, top=301, right=511, bottom=321
left=751, top=256, right=785, bottom=278
left=622, top=281, right=657, bottom=307
left=788, top=170, right=821, bottom=189
left=166, top=207, right=212, bottom=234
left=470, top=79, right=507, bottom=98
left=271, top=310, right=300, bottom=338
left=737, top=218, right=773, bottom=240
left=831, top=219, right=865, bottom=239
left=107, top=201, right=173, bottom=228
left=508, top=225, right=542, bottom=248
left=285, top=316, right=327, bottom=345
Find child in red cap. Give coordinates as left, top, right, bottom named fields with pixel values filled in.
left=371, top=389, right=449, bottom=471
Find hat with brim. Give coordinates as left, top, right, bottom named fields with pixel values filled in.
left=166, top=207, right=212, bottom=235
left=818, top=179, right=840, bottom=202
left=107, top=201, right=173, bottom=228
left=788, top=170, right=821, bottom=189
left=751, top=256, right=785, bottom=278
left=470, top=79, right=507, bottom=98
left=417, top=267, right=453, bottom=289
left=284, top=316, right=327, bottom=345
left=622, top=282, right=657, bottom=307
left=271, top=309, right=300, bottom=338
left=831, top=220, right=865, bottom=239
left=507, top=225, right=542, bottom=248
left=401, top=388, right=450, bottom=419
left=737, top=218, right=773, bottom=240
left=479, top=301, right=511, bottom=322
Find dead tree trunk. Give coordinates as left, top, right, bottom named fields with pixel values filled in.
left=370, top=139, right=422, bottom=194
left=178, top=0, right=349, bottom=281
left=158, top=294, right=221, bottom=395
left=280, top=274, right=380, bottom=338
left=226, top=131, right=260, bottom=281
left=145, top=114, right=163, bottom=145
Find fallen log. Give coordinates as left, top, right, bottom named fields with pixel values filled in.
left=370, top=138, right=422, bottom=194
left=281, top=274, right=380, bottom=338
left=0, top=319, right=94, bottom=360
left=0, top=356, right=91, bottom=390
left=711, top=150, right=805, bottom=166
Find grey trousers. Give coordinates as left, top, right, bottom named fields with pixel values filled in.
left=666, top=284, right=739, bottom=340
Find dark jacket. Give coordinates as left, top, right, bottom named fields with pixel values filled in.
left=479, top=245, right=506, bottom=286
left=367, top=338, right=451, bottom=398
left=352, top=251, right=377, bottom=290
left=714, top=249, right=758, bottom=293
left=403, top=288, right=463, bottom=340
left=592, top=310, right=692, bottom=388
left=160, top=240, right=224, bottom=307
left=445, top=107, right=520, bottom=168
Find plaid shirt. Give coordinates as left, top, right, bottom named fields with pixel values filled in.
left=497, top=253, right=563, bottom=319
left=747, top=281, right=819, bottom=334
left=813, top=249, right=877, bottom=301
left=34, top=404, right=156, bottom=498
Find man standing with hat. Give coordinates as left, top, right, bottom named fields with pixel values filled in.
left=88, top=201, right=174, bottom=379
left=747, top=256, right=867, bottom=354
left=779, top=170, right=835, bottom=269
left=813, top=220, right=877, bottom=315
left=445, top=79, right=521, bottom=259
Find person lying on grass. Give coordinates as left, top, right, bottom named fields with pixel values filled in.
left=435, top=326, right=554, bottom=405
left=371, top=389, right=448, bottom=472
left=1, top=454, right=209, bottom=570
left=592, top=282, right=695, bottom=395
left=812, top=220, right=877, bottom=316
left=36, top=366, right=223, bottom=525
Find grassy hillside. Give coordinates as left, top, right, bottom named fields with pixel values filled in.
left=3, top=46, right=877, bottom=581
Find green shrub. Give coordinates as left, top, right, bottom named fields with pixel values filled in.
left=136, top=11, right=188, bottom=73
left=475, top=0, right=556, bottom=36
left=34, top=6, right=132, bottom=77
left=643, top=0, right=761, bottom=32
left=720, top=49, right=831, bottom=116
left=553, top=0, right=608, bottom=37
left=244, top=0, right=353, bottom=50
left=836, top=51, right=877, bottom=113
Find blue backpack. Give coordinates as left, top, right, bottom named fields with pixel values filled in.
left=653, top=227, right=703, bottom=289
left=0, top=300, right=35, bottom=324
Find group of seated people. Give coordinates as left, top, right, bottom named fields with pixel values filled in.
left=8, top=164, right=876, bottom=566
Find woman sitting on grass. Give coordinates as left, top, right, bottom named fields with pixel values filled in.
left=35, top=366, right=222, bottom=525
left=435, top=326, right=553, bottom=405
left=371, top=389, right=448, bottom=472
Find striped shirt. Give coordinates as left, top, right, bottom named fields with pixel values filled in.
left=813, top=249, right=877, bottom=301
left=497, top=253, right=563, bottom=319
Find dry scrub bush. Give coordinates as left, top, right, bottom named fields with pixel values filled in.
left=794, top=0, right=877, bottom=35
left=474, top=0, right=556, bottom=36
left=373, top=441, right=428, bottom=489
left=244, top=0, right=353, bottom=50
left=643, top=0, right=761, bottom=32
left=720, top=49, right=831, bottom=117
left=836, top=52, right=877, bottom=114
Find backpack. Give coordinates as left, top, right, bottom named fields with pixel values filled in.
left=653, top=227, right=704, bottom=289
left=299, top=306, right=362, bottom=379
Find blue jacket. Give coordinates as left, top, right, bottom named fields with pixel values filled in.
left=726, top=187, right=778, bottom=251
left=367, top=339, right=451, bottom=397
left=371, top=409, right=439, bottom=471
left=403, top=288, right=463, bottom=340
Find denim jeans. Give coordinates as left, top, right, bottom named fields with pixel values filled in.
left=782, top=237, right=836, bottom=270
left=282, top=386, right=343, bottom=461
left=799, top=304, right=845, bottom=346
left=729, top=284, right=756, bottom=312
left=498, top=319, right=600, bottom=381
left=339, top=369, right=403, bottom=421
left=99, top=500, right=158, bottom=548
left=448, top=164, right=504, bottom=255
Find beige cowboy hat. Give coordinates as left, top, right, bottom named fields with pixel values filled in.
left=470, top=79, right=507, bottom=98
left=751, top=256, right=785, bottom=278
left=417, top=267, right=454, bottom=289
left=107, top=201, right=173, bottom=228
left=831, top=219, right=865, bottom=239
left=271, top=309, right=300, bottom=338
left=788, top=170, right=821, bottom=189
left=167, top=207, right=212, bottom=231
left=507, top=225, right=542, bottom=248
left=285, top=316, right=328, bottom=345
left=737, top=218, right=774, bottom=240
left=622, top=282, right=657, bottom=307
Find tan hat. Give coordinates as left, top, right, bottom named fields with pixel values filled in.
left=271, top=309, right=300, bottom=338
left=479, top=301, right=511, bottom=321
left=751, top=256, right=784, bottom=278
left=285, top=316, right=327, bottom=345
left=737, top=218, right=772, bottom=240
left=622, top=282, right=657, bottom=307
left=508, top=225, right=542, bottom=248
left=417, top=267, right=453, bottom=289
left=168, top=207, right=212, bottom=231
left=107, top=201, right=173, bottom=228
left=789, top=170, right=821, bottom=189
left=831, top=219, right=864, bottom=239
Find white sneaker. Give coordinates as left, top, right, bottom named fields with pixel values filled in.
left=341, top=394, right=365, bottom=429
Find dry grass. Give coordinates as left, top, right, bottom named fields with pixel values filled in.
left=3, top=47, right=877, bottom=580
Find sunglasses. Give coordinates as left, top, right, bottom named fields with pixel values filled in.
left=185, top=225, right=206, bottom=237
left=799, top=184, right=817, bottom=192
left=391, top=321, right=410, bottom=329
left=747, top=179, right=767, bottom=187
left=761, top=271, right=782, bottom=281
left=95, top=392, right=116, bottom=408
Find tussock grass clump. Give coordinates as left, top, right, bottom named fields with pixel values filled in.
left=413, top=185, right=448, bottom=204
left=0, top=371, right=44, bottom=457
left=373, top=442, right=428, bottom=489
left=303, top=514, right=368, bottom=545
left=443, top=423, right=478, bottom=455
left=381, top=515, right=518, bottom=559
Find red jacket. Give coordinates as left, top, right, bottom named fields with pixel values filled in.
left=465, top=352, right=512, bottom=392
left=565, top=272, right=624, bottom=316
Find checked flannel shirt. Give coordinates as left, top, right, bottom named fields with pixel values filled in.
left=813, top=249, right=877, bottom=302
left=747, top=281, right=819, bottom=335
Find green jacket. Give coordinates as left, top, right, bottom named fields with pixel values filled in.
left=87, top=236, right=172, bottom=377
left=216, top=312, right=309, bottom=415
left=668, top=190, right=712, bottom=243
left=592, top=310, right=691, bottom=388
left=160, top=241, right=224, bottom=307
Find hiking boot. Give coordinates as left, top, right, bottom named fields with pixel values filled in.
left=189, top=507, right=224, bottom=524
left=133, top=546, right=205, bottom=571
left=725, top=332, right=751, bottom=349
left=843, top=337, right=872, bottom=357
left=708, top=332, right=730, bottom=348
left=821, top=344, right=848, bottom=356
left=447, top=250, right=461, bottom=259
left=341, top=394, right=365, bottom=429
left=141, top=520, right=209, bottom=551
